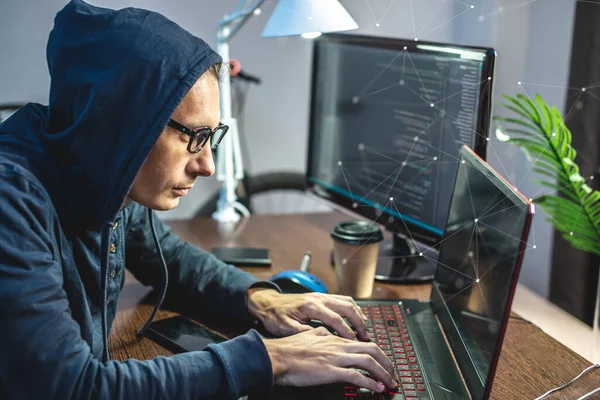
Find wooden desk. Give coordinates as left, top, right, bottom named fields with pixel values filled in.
left=110, top=213, right=599, bottom=399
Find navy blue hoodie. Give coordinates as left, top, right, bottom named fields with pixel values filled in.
left=0, top=1, right=278, bottom=398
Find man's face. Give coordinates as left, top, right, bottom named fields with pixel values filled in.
left=127, top=72, right=220, bottom=210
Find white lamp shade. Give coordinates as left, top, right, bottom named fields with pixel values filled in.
left=261, top=0, right=358, bottom=38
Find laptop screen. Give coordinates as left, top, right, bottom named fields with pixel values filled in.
left=431, top=145, right=533, bottom=399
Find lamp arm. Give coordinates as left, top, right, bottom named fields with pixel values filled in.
left=217, top=0, right=267, bottom=43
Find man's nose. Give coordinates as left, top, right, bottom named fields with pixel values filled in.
left=187, top=146, right=215, bottom=177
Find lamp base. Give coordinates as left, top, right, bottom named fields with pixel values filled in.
left=212, top=204, right=241, bottom=223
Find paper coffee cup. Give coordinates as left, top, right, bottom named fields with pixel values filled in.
left=331, top=221, right=384, bottom=298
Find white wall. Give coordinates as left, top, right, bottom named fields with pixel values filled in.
left=0, top=0, right=577, bottom=298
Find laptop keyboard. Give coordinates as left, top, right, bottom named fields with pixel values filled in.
left=343, top=304, right=429, bottom=399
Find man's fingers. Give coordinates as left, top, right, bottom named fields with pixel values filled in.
left=340, top=354, right=397, bottom=389
left=307, top=305, right=356, bottom=339
left=350, top=341, right=397, bottom=380
left=336, top=368, right=386, bottom=393
left=329, top=295, right=368, bottom=320
left=324, top=298, right=370, bottom=340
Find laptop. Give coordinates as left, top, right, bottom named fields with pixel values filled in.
left=251, top=145, right=535, bottom=400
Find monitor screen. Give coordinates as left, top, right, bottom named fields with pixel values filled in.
left=431, top=146, right=533, bottom=399
left=306, top=34, right=495, bottom=245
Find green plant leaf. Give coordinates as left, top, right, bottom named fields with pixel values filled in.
left=497, top=94, right=600, bottom=257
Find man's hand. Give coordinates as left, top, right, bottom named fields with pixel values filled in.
left=247, top=289, right=370, bottom=341
left=262, top=327, right=398, bottom=392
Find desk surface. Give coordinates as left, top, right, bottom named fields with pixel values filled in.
left=110, top=213, right=599, bottom=399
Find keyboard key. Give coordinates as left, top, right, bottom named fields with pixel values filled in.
left=407, top=351, right=415, bottom=357
left=401, top=377, right=413, bottom=383
left=409, top=358, right=417, bottom=364
left=404, top=390, right=418, bottom=398
left=396, top=353, right=407, bottom=359
left=415, top=378, right=424, bottom=384
left=380, top=344, right=391, bottom=350
left=417, top=384, right=426, bottom=392
left=397, top=365, right=410, bottom=371
left=379, top=339, right=390, bottom=344
left=398, top=371, right=412, bottom=377
left=413, top=371, right=421, bottom=377
left=402, top=384, right=416, bottom=390
left=386, top=319, right=397, bottom=327
left=398, top=359, right=408, bottom=364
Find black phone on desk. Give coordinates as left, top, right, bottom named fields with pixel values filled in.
left=143, top=315, right=227, bottom=354
left=212, top=247, right=271, bottom=267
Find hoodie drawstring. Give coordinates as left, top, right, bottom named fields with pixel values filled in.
left=99, top=224, right=111, bottom=362
left=136, top=208, right=169, bottom=336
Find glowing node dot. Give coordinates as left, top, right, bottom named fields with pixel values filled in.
left=486, top=138, right=490, bottom=142
left=533, top=245, right=537, bottom=249
left=253, top=8, right=262, bottom=15
left=476, top=279, right=480, bottom=283
left=414, top=136, right=419, bottom=141
left=376, top=23, right=380, bottom=27
left=352, top=96, right=360, bottom=104
left=474, top=218, right=479, bottom=223
left=582, top=87, right=586, bottom=92
left=470, top=5, right=475, bottom=9
left=308, top=16, right=312, bottom=20
left=342, top=258, right=347, bottom=265
left=570, top=232, right=574, bottom=236
left=433, top=156, right=438, bottom=161
left=529, top=198, right=533, bottom=202
left=399, top=79, right=405, bottom=85
left=402, top=161, right=407, bottom=166
left=338, top=161, right=342, bottom=166
left=430, top=103, right=435, bottom=107
left=419, top=252, right=423, bottom=257
left=498, top=6, right=504, bottom=12
left=517, top=81, right=522, bottom=85
left=488, top=77, right=492, bottom=80
left=352, top=202, right=358, bottom=208
left=415, top=38, right=419, bottom=41
left=478, top=15, right=485, bottom=22
left=552, top=132, right=556, bottom=137
left=468, top=251, right=474, bottom=257
left=358, top=143, right=365, bottom=151
left=462, top=160, right=466, bottom=164
left=404, top=46, right=408, bottom=50
left=590, top=175, right=595, bottom=180
left=390, top=197, right=394, bottom=201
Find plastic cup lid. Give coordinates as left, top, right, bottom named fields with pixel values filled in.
left=331, top=220, right=384, bottom=245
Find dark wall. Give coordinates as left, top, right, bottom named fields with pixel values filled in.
left=550, top=0, right=600, bottom=326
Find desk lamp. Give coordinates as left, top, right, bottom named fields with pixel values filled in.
left=212, top=0, right=358, bottom=223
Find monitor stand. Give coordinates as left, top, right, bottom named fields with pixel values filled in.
left=330, top=233, right=439, bottom=284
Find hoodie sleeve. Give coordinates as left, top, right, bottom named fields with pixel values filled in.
left=124, top=202, right=281, bottom=328
left=0, top=167, right=273, bottom=400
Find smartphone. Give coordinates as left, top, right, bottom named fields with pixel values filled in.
left=212, top=247, right=271, bottom=267
left=143, top=315, right=226, bottom=354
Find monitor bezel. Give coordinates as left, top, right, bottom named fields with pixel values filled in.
left=305, top=33, right=497, bottom=247
left=430, top=145, right=534, bottom=399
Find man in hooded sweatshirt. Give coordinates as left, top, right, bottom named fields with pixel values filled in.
left=0, top=1, right=400, bottom=399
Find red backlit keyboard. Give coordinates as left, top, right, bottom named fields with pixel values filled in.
left=343, top=304, right=429, bottom=399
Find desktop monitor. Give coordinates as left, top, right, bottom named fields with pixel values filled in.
left=305, top=33, right=496, bottom=282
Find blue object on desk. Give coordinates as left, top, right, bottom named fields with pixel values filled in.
left=269, top=252, right=328, bottom=294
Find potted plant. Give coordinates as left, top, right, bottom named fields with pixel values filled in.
left=494, top=93, right=600, bottom=363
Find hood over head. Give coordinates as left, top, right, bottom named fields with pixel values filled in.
left=25, top=0, right=221, bottom=229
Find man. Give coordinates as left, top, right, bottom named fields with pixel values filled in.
left=0, top=1, right=398, bottom=399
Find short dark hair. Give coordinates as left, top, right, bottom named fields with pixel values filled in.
left=209, top=61, right=224, bottom=81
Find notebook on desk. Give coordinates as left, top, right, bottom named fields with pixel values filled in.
left=250, top=145, right=535, bottom=400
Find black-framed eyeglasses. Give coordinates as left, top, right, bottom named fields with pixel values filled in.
left=167, top=119, right=229, bottom=153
